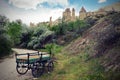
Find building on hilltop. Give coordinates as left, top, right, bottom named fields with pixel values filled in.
left=62, top=7, right=88, bottom=21
left=71, top=8, right=76, bottom=21
left=30, top=5, right=118, bottom=27
left=30, top=22, right=35, bottom=27
left=62, top=8, right=76, bottom=22
left=29, top=6, right=115, bottom=27
left=62, top=6, right=108, bottom=21
left=49, top=6, right=116, bottom=26
left=79, top=6, right=87, bottom=20
left=63, top=8, right=71, bottom=22
left=49, top=16, right=52, bottom=27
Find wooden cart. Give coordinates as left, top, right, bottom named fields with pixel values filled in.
left=15, top=51, right=54, bottom=78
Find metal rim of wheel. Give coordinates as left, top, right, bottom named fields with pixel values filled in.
left=16, top=63, right=28, bottom=75
left=48, top=61, right=54, bottom=72
left=32, top=62, right=44, bottom=78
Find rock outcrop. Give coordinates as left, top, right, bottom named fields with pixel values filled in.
left=65, top=12, right=120, bottom=72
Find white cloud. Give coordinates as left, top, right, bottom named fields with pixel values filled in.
left=2, top=7, right=63, bottom=25
left=9, top=0, right=41, bottom=9
left=0, top=0, right=65, bottom=25
left=8, top=0, right=69, bottom=9
left=47, top=0, right=69, bottom=7
left=98, top=0, right=107, bottom=3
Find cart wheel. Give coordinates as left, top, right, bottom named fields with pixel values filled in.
left=32, top=62, right=44, bottom=78
left=48, top=61, right=54, bottom=72
left=16, top=63, right=28, bottom=75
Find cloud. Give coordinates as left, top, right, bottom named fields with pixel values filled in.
left=0, top=0, right=65, bottom=25
left=8, top=0, right=42, bottom=9
left=1, top=6, right=63, bottom=25
left=8, top=0, right=69, bottom=9
left=98, top=0, right=107, bottom=3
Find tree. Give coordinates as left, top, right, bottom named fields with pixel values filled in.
left=19, top=26, right=33, bottom=48
left=27, top=26, right=54, bottom=49
left=51, top=21, right=66, bottom=35
left=7, top=21, right=22, bottom=45
left=67, top=21, right=74, bottom=31
left=0, top=15, right=12, bottom=57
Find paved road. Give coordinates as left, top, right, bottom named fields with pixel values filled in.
left=0, top=48, right=38, bottom=80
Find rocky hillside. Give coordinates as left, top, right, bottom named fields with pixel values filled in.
left=102, top=2, right=120, bottom=11
left=65, top=12, right=120, bottom=72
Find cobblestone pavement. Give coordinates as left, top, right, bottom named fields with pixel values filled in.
left=0, top=48, right=38, bottom=80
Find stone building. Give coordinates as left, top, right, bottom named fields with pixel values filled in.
left=62, top=7, right=88, bottom=21
left=79, top=7, right=108, bottom=20
left=71, top=8, right=76, bottom=21
left=79, top=7, right=87, bottom=20
left=48, top=5, right=119, bottom=27
left=62, top=8, right=76, bottom=22
left=30, top=6, right=110, bottom=27
left=62, top=6, right=108, bottom=21
left=49, top=16, right=52, bottom=27
left=63, top=8, right=71, bottom=22
left=30, top=22, right=35, bottom=27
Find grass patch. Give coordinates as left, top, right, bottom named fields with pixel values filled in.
left=37, top=52, right=97, bottom=80
left=37, top=45, right=117, bottom=80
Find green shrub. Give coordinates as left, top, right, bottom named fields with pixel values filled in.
left=7, top=21, right=22, bottom=45
left=0, top=33, right=12, bottom=57
left=50, top=19, right=92, bottom=45
left=27, top=38, right=38, bottom=49
left=20, top=27, right=33, bottom=48
left=45, top=43, right=63, bottom=54
left=27, top=26, right=54, bottom=49
left=45, top=43, right=53, bottom=54
left=0, top=15, right=12, bottom=57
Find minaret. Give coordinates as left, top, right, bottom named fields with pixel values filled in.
left=72, top=8, right=75, bottom=21
left=49, top=16, right=52, bottom=27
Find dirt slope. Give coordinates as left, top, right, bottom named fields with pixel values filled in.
left=102, top=2, right=120, bottom=11
left=65, top=12, right=120, bottom=72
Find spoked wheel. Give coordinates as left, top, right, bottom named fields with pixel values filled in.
left=48, top=61, right=54, bottom=72
left=32, top=62, right=44, bottom=78
left=16, top=63, right=28, bottom=75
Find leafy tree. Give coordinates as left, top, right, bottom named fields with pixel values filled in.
left=67, top=21, right=74, bottom=31
left=0, top=34, right=12, bottom=57
left=19, top=26, right=33, bottom=48
left=7, top=21, right=22, bottom=45
left=27, top=26, right=54, bottom=49
left=45, top=43, right=53, bottom=54
left=51, top=21, right=66, bottom=35
left=49, top=18, right=94, bottom=45
left=0, top=15, right=12, bottom=57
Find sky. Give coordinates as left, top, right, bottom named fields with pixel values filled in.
left=0, top=0, right=120, bottom=25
